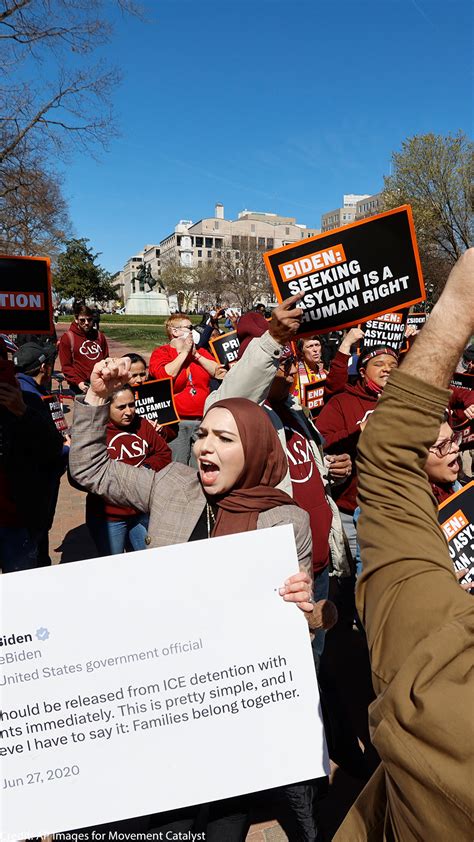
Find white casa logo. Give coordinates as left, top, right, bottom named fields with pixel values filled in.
left=357, top=409, right=375, bottom=427
left=108, top=432, right=149, bottom=465
left=79, top=339, right=102, bottom=360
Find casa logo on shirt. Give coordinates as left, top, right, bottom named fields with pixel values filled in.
left=79, top=339, right=102, bottom=360
left=108, top=432, right=149, bottom=466
left=284, top=425, right=316, bottom=483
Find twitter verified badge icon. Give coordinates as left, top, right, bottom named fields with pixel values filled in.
left=35, top=627, right=50, bottom=641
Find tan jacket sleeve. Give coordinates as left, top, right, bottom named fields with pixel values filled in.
left=69, top=398, right=156, bottom=514
left=204, top=331, right=283, bottom=412
left=356, top=369, right=472, bottom=690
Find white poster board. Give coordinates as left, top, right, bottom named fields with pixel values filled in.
left=0, top=525, right=328, bottom=839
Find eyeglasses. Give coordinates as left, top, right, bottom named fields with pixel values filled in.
left=279, top=355, right=297, bottom=372
left=78, top=317, right=93, bottom=324
left=429, top=432, right=462, bottom=458
left=176, top=323, right=192, bottom=331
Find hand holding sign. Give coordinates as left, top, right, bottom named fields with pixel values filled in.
left=88, top=357, right=131, bottom=401
left=339, top=326, right=365, bottom=355
left=268, top=291, right=304, bottom=346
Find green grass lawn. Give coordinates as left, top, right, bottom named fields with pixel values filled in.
left=58, top=315, right=201, bottom=325
left=101, top=324, right=169, bottom=352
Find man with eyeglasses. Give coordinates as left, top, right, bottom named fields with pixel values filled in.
left=333, top=249, right=474, bottom=842
left=58, top=303, right=109, bottom=395
left=149, top=313, right=222, bottom=465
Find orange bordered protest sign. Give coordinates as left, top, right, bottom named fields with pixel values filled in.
left=42, top=394, right=68, bottom=433
left=303, top=380, right=325, bottom=415
left=438, top=480, right=474, bottom=586
left=263, top=205, right=425, bottom=338
left=210, top=330, right=240, bottom=367
left=133, top=378, right=180, bottom=426
left=0, top=254, right=53, bottom=335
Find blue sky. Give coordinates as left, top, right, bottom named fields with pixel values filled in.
left=62, top=0, right=473, bottom=272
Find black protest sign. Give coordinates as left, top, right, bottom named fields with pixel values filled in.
left=263, top=205, right=425, bottom=337
left=438, top=481, right=474, bottom=585
left=450, top=372, right=474, bottom=391
left=407, top=312, right=428, bottom=329
left=210, top=330, right=241, bottom=367
left=42, top=394, right=68, bottom=433
left=360, top=310, right=408, bottom=352
left=0, top=255, right=53, bottom=335
left=399, top=311, right=428, bottom=354
left=133, top=378, right=180, bottom=426
left=303, top=380, right=325, bottom=415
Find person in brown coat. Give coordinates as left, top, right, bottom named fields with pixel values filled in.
left=334, top=249, right=474, bottom=841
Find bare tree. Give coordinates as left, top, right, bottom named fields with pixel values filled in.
left=0, top=156, right=71, bottom=256
left=217, top=239, right=272, bottom=311
left=160, top=259, right=197, bottom=312
left=0, top=0, right=142, bottom=193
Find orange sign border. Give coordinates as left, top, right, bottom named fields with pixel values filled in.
left=263, top=205, right=426, bottom=337
left=438, top=479, right=474, bottom=512
left=133, top=377, right=181, bottom=426
left=0, top=253, right=54, bottom=335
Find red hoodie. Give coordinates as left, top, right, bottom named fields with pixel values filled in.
left=316, top=381, right=378, bottom=513
left=86, top=416, right=171, bottom=520
left=58, top=321, right=109, bottom=387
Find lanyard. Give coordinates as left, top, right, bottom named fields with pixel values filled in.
left=186, top=366, right=197, bottom=396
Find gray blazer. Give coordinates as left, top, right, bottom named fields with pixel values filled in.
left=69, top=399, right=313, bottom=578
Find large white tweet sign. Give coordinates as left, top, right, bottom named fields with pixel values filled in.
left=0, top=525, right=328, bottom=838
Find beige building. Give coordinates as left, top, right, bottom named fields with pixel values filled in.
left=321, top=192, right=386, bottom=232
left=159, top=203, right=320, bottom=271
left=355, top=191, right=384, bottom=220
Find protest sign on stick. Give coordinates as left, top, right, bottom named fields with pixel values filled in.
left=210, top=330, right=241, bottom=367
left=359, top=311, right=408, bottom=352
left=41, top=395, right=68, bottom=433
left=263, top=205, right=425, bottom=337
left=303, top=380, right=325, bottom=414
left=438, top=481, right=474, bottom=586
left=133, top=378, right=180, bottom=426
left=0, top=525, right=328, bottom=838
left=0, top=255, right=53, bottom=335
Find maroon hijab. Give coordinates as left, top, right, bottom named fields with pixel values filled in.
left=201, top=397, right=295, bottom=536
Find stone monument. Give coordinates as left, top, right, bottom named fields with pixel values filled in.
left=125, top=264, right=170, bottom=316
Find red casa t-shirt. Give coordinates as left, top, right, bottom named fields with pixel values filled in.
left=277, top=408, right=332, bottom=573
left=149, top=345, right=214, bottom=418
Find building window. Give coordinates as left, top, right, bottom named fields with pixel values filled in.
left=197, top=249, right=202, bottom=257
left=258, top=237, right=265, bottom=248
left=207, top=250, right=212, bottom=258
left=155, top=249, right=160, bottom=257
left=232, top=236, right=240, bottom=249
left=251, top=224, right=256, bottom=233
left=196, top=237, right=203, bottom=247
left=215, top=221, right=219, bottom=229
left=205, top=237, right=213, bottom=248
left=266, top=238, right=274, bottom=249
left=215, top=238, right=223, bottom=248
left=285, top=227, right=290, bottom=235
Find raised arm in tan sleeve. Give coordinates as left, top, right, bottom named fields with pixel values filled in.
left=69, top=398, right=156, bottom=514
left=356, top=371, right=472, bottom=688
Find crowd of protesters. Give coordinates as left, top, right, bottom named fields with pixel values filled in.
left=1, top=254, right=474, bottom=841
